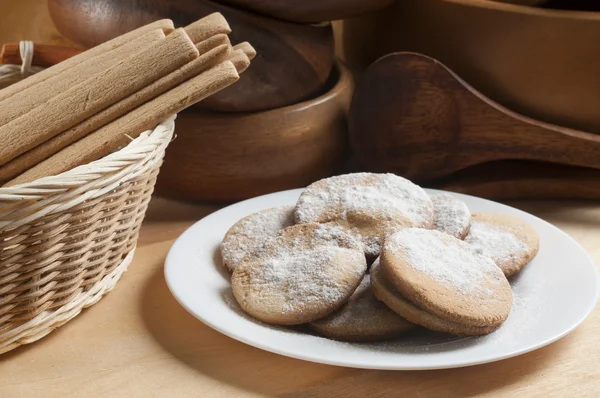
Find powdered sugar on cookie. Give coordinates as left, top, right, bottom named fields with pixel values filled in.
left=310, top=272, right=414, bottom=340
left=388, top=228, right=505, bottom=298
left=465, top=221, right=528, bottom=267
left=430, top=193, right=471, bottom=239
left=258, top=247, right=362, bottom=313
left=232, top=223, right=366, bottom=325
left=295, top=173, right=434, bottom=257
left=221, top=206, right=295, bottom=271
left=312, top=274, right=375, bottom=328
left=296, top=173, right=432, bottom=225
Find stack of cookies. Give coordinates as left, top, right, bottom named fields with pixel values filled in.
left=221, top=173, right=540, bottom=341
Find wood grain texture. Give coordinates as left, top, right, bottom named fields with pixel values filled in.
left=349, top=52, right=600, bottom=181
left=432, top=160, right=600, bottom=201
left=48, top=0, right=335, bottom=112
left=1, top=196, right=599, bottom=397
left=342, top=0, right=600, bottom=133
left=155, top=61, right=352, bottom=203
left=212, top=0, right=396, bottom=23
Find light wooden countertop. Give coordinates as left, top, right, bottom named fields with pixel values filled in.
left=1, top=196, right=599, bottom=397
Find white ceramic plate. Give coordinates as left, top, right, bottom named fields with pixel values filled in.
left=164, top=188, right=599, bottom=370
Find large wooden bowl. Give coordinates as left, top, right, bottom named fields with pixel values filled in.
left=155, top=60, right=353, bottom=203
left=342, top=0, right=600, bottom=132
left=48, top=0, right=334, bottom=113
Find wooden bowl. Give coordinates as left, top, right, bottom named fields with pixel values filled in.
left=342, top=0, right=600, bottom=132
left=155, top=60, right=353, bottom=203
left=212, top=0, right=396, bottom=23
left=48, top=0, right=334, bottom=113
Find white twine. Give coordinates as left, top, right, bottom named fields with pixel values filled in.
left=0, top=41, right=44, bottom=82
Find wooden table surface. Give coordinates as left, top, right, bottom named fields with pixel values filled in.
left=0, top=196, right=599, bottom=397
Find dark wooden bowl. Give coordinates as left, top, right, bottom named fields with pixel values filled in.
left=213, top=0, right=396, bottom=23
left=48, top=0, right=334, bottom=112
left=155, top=60, right=353, bottom=203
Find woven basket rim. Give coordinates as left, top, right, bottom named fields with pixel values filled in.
left=0, top=117, right=175, bottom=201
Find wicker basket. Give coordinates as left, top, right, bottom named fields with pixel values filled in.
left=0, top=46, right=175, bottom=353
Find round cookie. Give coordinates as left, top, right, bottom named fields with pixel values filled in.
left=430, top=193, right=471, bottom=239
left=370, top=260, right=498, bottom=336
left=377, top=228, right=513, bottom=335
left=465, top=213, right=539, bottom=277
left=232, top=223, right=367, bottom=325
left=295, top=173, right=434, bottom=259
left=310, top=266, right=415, bottom=342
left=221, top=205, right=295, bottom=271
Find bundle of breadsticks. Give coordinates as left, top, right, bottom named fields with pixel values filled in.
left=0, top=13, right=254, bottom=187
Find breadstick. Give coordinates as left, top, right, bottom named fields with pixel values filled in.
left=196, top=34, right=230, bottom=54
left=0, top=43, right=231, bottom=180
left=233, top=42, right=257, bottom=61
left=0, top=29, right=166, bottom=126
left=0, top=28, right=198, bottom=166
left=7, top=61, right=240, bottom=186
left=0, top=19, right=174, bottom=103
left=184, top=13, right=231, bottom=43
left=0, top=16, right=232, bottom=127
left=228, top=50, right=251, bottom=74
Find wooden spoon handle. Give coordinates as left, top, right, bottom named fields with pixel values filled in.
left=422, top=50, right=600, bottom=176
left=432, top=160, right=600, bottom=201
left=1, top=43, right=82, bottom=67
left=453, top=70, right=600, bottom=172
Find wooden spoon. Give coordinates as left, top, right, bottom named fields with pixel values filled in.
left=349, top=52, right=600, bottom=181
left=212, top=0, right=396, bottom=23
left=48, top=0, right=334, bottom=112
